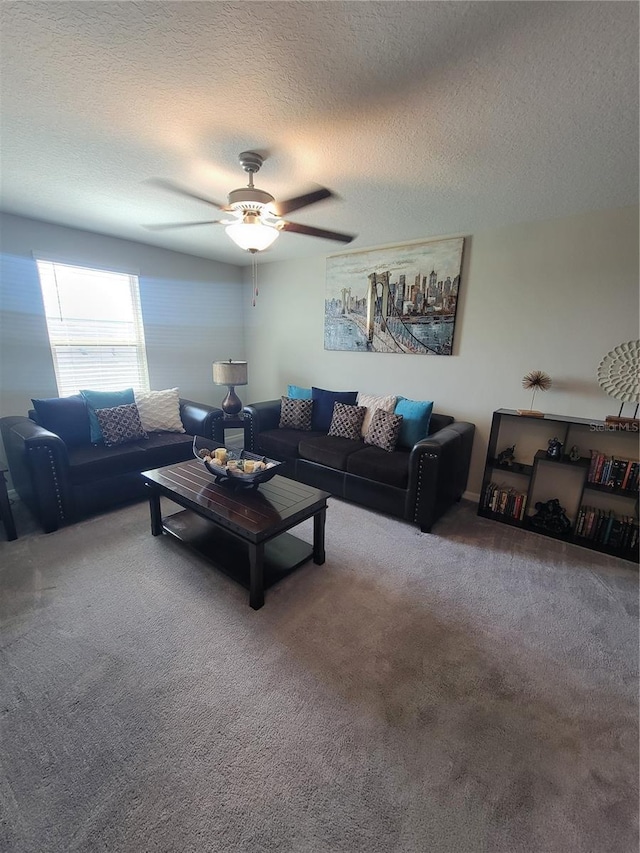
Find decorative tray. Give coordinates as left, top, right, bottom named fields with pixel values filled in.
left=192, top=437, right=282, bottom=488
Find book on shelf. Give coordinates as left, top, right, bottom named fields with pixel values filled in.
left=621, top=460, right=634, bottom=490
left=575, top=505, right=639, bottom=550
left=482, top=482, right=527, bottom=521
left=588, top=451, right=639, bottom=491
left=611, top=459, right=628, bottom=488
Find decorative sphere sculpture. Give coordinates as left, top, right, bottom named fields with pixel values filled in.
left=597, top=341, right=640, bottom=404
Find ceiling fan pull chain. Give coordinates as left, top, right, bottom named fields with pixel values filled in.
left=251, top=250, right=258, bottom=306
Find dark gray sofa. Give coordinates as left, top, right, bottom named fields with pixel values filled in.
left=243, top=400, right=475, bottom=532
left=1, top=399, right=223, bottom=533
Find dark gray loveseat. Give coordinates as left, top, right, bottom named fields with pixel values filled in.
left=244, top=400, right=475, bottom=532
left=1, top=398, right=223, bottom=533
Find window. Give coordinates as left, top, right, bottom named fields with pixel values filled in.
left=36, top=260, right=150, bottom=397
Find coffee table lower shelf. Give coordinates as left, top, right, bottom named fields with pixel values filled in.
left=162, top=509, right=315, bottom=595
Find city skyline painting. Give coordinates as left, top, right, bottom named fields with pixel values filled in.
left=324, top=237, right=465, bottom=355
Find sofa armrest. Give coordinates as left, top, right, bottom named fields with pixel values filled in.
left=242, top=401, right=281, bottom=452
left=407, top=421, right=475, bottom=532
left=0, top=416, right=73, bottom=532
left=179, top=399, right=224, bottom=441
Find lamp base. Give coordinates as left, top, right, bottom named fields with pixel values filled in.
left=221, top=385, right=243, bottom=416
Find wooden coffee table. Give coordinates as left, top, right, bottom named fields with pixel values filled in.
left=141, top=460, right=329, bottom=609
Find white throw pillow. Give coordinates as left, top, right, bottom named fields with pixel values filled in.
left=356, top=393, right=397, bottom=436
left=134, top=388, right=185, bottom=433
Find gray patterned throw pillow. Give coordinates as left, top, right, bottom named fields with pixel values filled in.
left=328, top=402, right=367, bottom=441
left=279, top=396, right=313, bottom=430
left=364, top=408, right=403, bottom=452
left=95, top=403, right=148, bottom=447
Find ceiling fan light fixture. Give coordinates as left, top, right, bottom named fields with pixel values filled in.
left=225, top=220, right=279, bottom=252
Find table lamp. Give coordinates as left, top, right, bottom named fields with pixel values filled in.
left=213, top=359, right=248, bottom=417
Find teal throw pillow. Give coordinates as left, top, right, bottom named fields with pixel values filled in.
left=80, top=388, right=135, bottom=443
left=394, top=397, right=433, bottom=448
left=287, top=384, right=313, bottom=400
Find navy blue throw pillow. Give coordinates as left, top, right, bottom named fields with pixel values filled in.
left=311, top=387, right=358, bottom=432
left=31, top=395, right=91, bottom=447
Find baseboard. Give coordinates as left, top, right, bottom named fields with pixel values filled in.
left=463, top=489, right=480, bottom=504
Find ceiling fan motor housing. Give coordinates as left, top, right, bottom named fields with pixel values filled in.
left=227, top=187, right=275, bottom=212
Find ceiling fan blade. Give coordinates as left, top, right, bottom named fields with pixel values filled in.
left=143, top=220, right=225, bottom=231
left=273, top=188, right=334, bottom=217
left=145, top=178, right=230, bottom=210
left=281, top=220, right=355, bottom=243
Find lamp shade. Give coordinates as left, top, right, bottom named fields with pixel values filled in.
left=212, top=360, right=248, bottom=387
left=225, top=221, right=279, bottom=252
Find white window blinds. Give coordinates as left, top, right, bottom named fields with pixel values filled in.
left=36, top=260, right=150, bottom=398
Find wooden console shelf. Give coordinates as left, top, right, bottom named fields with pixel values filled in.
left=478, top=409, right=639, bottom=563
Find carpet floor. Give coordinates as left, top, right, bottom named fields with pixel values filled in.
left=0, top=495, right=637, bottom=853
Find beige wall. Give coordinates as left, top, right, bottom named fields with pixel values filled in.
left=0, top=213, right=247, bottom=470
left=243, top=205, right=640, bottom=497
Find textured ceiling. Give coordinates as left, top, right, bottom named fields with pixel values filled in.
left=0, top=1, right=638, bottom=266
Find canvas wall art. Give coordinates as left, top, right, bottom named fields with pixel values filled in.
left=325, top=237, right=464, bottom=355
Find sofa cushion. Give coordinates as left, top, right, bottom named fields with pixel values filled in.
left=95, top=404, right=148, bottom=447
left=346, top=445, right=411, bottom=489
left=67, top=432, right=193, bottom=485
left=395, top=397, right=434, bottom=447
left=287, top=384, right=312, bottom=400
left=298, top=435, right=364, bottom=471
left=356, top=393, right=397, bottom=436
left=80, top=388, right=135, bottom=443
left=31, top=394, right=91, bottom=447
left=328, top=402, right=366, bottom=441
left=279, top=397, right=313, bottom=430
left=141, top=432, right=196, bottom=465
left=257, top=428, right=326, bottom=461
left=311, top=387, right=358, bottom=431
left=67, top=441, right=152, bottom=484
left=134, top=387, right=185, bottom=433
left=364, top=408, right=403, bottom=452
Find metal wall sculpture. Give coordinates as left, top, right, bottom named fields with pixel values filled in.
left=325, top=237, right=464, bottom=355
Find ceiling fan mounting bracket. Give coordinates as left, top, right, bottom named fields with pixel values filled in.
left=238, top=151, right=264, bottom=174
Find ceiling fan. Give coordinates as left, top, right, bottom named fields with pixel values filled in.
left=145, top=151, right=355, bottom=253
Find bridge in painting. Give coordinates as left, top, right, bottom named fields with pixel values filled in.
left=335, top=272, right=454, bottom=354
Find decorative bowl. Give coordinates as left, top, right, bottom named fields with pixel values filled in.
left=192, top=437, right=282, bottom=488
